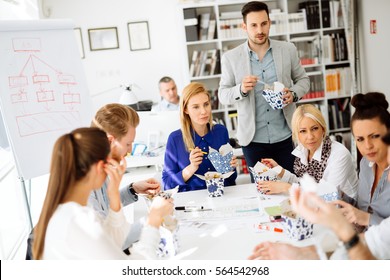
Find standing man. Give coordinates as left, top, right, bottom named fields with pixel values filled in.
left=218, top=1, right=309, bottom=175
left=151, top=76, right=180, bottom=112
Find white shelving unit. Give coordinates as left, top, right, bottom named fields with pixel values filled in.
left=179, top=0, right=355, bottom=151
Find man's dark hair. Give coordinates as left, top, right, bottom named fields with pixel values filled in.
left=241, top=1, right=269, bottom=23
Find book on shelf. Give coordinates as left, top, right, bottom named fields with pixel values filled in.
left=330, top=131, right=351, bottom=151
left=198, top=12, right=210, bottom=41
left=291, top=35, right=320, bottom=65
left=212, top=117, right=225, bottom=126
left=325, top=67, right=351, bottom=98
left=207, top=19, right=216, bottom=40
left=189, top=49, right=220, bottom=77
left=302, top=74, right=324, bottom=100
left=183, top=8, right=199, bottom=42
left=328, top=98, right=351, bottom=130
left=219, top=18, right=245, bottom=39
left=323, top=31, right=348, bottom=63
left=322, top=0, right=331, bottom=28
left=209, top=89, right=219, bottom=110
left=298, top=1, right=320, bottom=30
left=288, top=11, right=307, bottom=33
left=237, top=157, right=249, bottom=175
left=329, top=0, right=344, bottom=28
left=228, top=112, right=238, bottom=132
left=189, top=50, right=201, bottom=77
left=269, top=11, right=287, bottom=34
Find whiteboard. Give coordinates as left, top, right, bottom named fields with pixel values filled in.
left=0, top=20, right=93, bottom=180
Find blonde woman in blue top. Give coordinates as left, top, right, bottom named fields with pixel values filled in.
left=162, top=82, right=237, bottom=192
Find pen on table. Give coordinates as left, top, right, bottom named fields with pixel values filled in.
left=189, top=148, right=207, bottom=154
left=255, top=224, right=283, bottom=233
left=175, top=205, right=204, bottom=211
left=184, top=208, right=212, bottom=213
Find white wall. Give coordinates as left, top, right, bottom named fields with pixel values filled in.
left=0, top=0, right=39, bottom=19
left=42, top=0, right=187, bottom=110
left=358, top=0, right=390, bottom=100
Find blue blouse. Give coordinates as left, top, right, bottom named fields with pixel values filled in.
left=162, top=124, right=237, bottom=192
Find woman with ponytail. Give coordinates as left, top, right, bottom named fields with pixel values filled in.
left=33, top=127, right=172, bottom=259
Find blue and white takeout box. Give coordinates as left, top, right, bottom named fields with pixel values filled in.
left=261, top=81, right=286, bottom=110
left=249, top=162, right=281, bottom=194
left=281, top=211, right=314, bottom=241
left=140, top=187, right=180, bottom=257
left=300, top=174, right=340, bottom=202
left=195, top=171, right=234, bottom=197
left=157, top=215, right=179, bottom=258
left=208, top=143, right=234, bottom=174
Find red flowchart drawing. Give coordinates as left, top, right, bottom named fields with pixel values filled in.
left=7, top=37, right=83, bottom=137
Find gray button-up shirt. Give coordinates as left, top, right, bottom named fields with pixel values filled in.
left=248, top=42, right=291, bottom=143
left=358, top=157, right=390, bottom=225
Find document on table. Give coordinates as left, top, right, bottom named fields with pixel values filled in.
left=174, top=196, right=269, bottom=221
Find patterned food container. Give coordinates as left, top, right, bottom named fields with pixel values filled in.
left=157, top=226, right=179, bottom=258
left=281, top=212, right=314, bottom=241
left=205, top=173, right=224, bottom=197
left=249, top=167, right=278, bottom=195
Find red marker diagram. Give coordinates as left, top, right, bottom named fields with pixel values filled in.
left=7, top=37, right=83, bottom=137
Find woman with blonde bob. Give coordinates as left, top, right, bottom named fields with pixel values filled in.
left=162, top=82, right=237, bottom=192
left=258, top=104, right=358, bottom=199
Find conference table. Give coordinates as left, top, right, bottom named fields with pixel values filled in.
left=165, top=183, right=334, bottom=260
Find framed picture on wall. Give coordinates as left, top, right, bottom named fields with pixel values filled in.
left=127, top=21, right=151, bottom=51
left=73, top=28, right=85, bottom=59
left=88, top=27, right=119, bottom=51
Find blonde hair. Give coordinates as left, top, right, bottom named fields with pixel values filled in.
left=180, top=82, right=213, bottom=151
left=291, top=104, right=327, bottom=144
left=91, top=103, right=139, bottom=140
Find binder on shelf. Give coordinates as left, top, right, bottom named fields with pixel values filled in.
left=321, top=0, right=331, bottom=28
left=184, top=8, right=199, bottom=42
left=207, top=19, right=216, bottom=40
left=189, top=50, right=198, bottom=77
left=198, top=12, right=211, bottom=41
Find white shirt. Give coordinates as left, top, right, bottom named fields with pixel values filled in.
left=151, top=99, right=179, bottom=112
left=43, top=202, right=160, bottom=259
left=365, top=216, right=390, bottom=259
left=281, top=140, right=358, bottom=199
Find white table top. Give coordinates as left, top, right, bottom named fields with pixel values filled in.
left=169, top=184, right=331, bottom=260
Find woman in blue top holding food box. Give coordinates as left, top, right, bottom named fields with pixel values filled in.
left=162, top=82, right=237, bottom=192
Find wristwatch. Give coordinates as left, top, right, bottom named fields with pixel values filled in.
left=128, top=182, right=138, bottom=200
left=291, top=91, right=299, bottom=102
left=343, top=233, right=360, bottom=251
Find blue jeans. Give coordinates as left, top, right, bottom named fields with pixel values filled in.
left=242, top=136, right=295, bottom=183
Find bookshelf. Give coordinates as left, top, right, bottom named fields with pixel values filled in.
left=179, top=0, right=356, bottom=152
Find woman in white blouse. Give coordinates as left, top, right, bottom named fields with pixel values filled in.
left=257, top=104, right=358, bottom=200
left=32, top=127, right=173, bottom=260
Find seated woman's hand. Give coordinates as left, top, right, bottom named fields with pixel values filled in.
left=189, top=147, right=204, bottom=169
left=104, top=158, right=127, bottom=212
left=261, top=158, right=279, bottom=168
left=147, top=196, right=174, bottom=228
left=230, top=155, right=238, bottom=169
left=333, top=200, right=370, bottom=226
left=133, top=178, right=160, bottom=196
left=257, top=180, right=291, bottom=194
